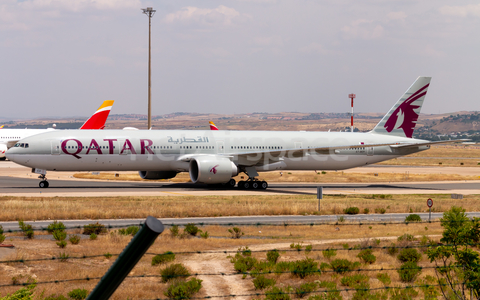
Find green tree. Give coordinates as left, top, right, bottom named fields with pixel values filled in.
left=426, top=206, right=480, bottom=299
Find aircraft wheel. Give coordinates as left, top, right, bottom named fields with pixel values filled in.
left=260, top=181, right=268, bottom=190
left=39, top=181, right=49, bottom=188
left=241, top=181, right=251, bottom=189
left=238, top=181, right=245, bottom=189
left=227, top=179, right=236, bottom=188
left=252, top=181, right=260, bottom=189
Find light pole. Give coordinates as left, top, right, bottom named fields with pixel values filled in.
left=349, top=93, right=356, bottom=132
left=142, top=7, right=156, bottom=129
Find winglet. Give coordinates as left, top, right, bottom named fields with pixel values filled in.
left=371, top=77, right=431, bottom=138
left=209, top=121, right=219, bottom=130
left=79, top=100, right=114, bottom=130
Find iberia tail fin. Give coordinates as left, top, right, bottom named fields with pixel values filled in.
left=79, top=100, right=114, bottom=130
left=371, top=77, right=431, bottom=138
left=0, top=125, right=4, bottom=129
left=209, top=121, right=219, bottom=130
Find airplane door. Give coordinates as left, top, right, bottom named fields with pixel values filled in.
left=51, top=141, right=60, bottom=155
left=367, top=147, right=374, bottom=156
left=216, top=141, right=225, bottom=154
left=294, top=142, right=302, bottom=149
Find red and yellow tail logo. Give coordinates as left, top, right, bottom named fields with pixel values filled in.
left=80, top=100, right=114, bottom=130
left=0, top=125, right=4, bottom=129
left=209, top=121, right=219, bottom=130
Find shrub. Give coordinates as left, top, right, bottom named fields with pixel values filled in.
left=59, top=252, right=69, bottom=262
left=118, top=226, right=139, bottom=236
left=56, top=240, right=67, bottom=248
left=322, top=249, right=337, bottom=260
left=357, top=249, right=376, bottom=264
left=18, top=220, right=34, bottom=239
left=265, top=286, right=291, bottom=300
left=152, top=251, right=176, bottom=266
left=83, top=222, right=106, bottom=235
left=363, top=208, right=370, bottom=214
left=305, top=244, right=313, bottom=255
left=267, top=249, right=280, bottom=264
left=295, top=282, right=317, bottom=298
left=397, top=233, right=416, bottom=242
left=47, top=221, right=66, bottom=234
left=397, top=261, right=422, bottom=282
left=252, top=275, right=276, bottom=290
left=291, top=258, right=319, bottom=279
left=290, top=243, right=303, bottom=250
left=343, top=207, right=359, bottom=214
left=387, top=243, right=399, bottom=256
left=342, top=243, right=349, bottom=249
left=69, top=235, right=80, bottom=245
left=200, top=231, right=209, bottom=239
left=274, top=261, right=293, bottom=275
left=330, top=259, right=360, bottom=274
left=319, top=262, right=330, bottom=271
left=398, top=248, right=422, bottom=263
left=89, top=233, right=97, bottom=240
left=376, top=273, right=391, bottom=285
left=405, top=214, right=422, bottom=222
left=67, top=289, right=88, bottom=300
left=170, top=225, right=179, bottom=237
left=374, top=208, right=386, bottom=214
left=104, top=253, right=112, bottom=259
left=340, top=274, right=369, bottom=287
left=233, top=254, right=257, bottom=274
left=44, top=294, right=68, bottom=300
left=337, top=216, right=345, bottom=222
left=228, top=227, right=244, bottom=239
left=161, top=263, right=190, bottom=283
left=164, top=278, right=202, bottom=299
left=0, top=234, right=5, bottom=244
left=53, top=230, right=66, bottom=241
left=184, top=223, right=201, bottom=236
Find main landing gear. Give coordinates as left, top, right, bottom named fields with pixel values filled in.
left=237, top=166, right=268, bottom=190
left=38, top=174, right=49, bottom=188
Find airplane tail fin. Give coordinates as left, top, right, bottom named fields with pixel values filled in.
left=209, top=121, right=219, bottom=130
left=371, top=77, right=431, bottom=138
left=0, top=125, right=4, bottom=129
left=79, top=100, right=114, bottom=130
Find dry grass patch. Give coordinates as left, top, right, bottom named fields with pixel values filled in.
left=1, top=194, right=479, bottom=221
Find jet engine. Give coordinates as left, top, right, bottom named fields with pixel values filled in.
left=138, top=171, right=178, bottom=180
left=0, top=144, right=7, bottom=159
left=189, top=156, right=238, bottom=184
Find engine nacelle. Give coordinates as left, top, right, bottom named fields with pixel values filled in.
left=0, top=144, right=7, bottom=159
left=138, top=171, right=178, bottom=180
left=189, top=156, right=238, bottom=184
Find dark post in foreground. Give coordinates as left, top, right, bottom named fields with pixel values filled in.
left=87, top=216, right=164, bottom=300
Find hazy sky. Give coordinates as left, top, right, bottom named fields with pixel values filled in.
left=1, top=0, right=480, bottom=119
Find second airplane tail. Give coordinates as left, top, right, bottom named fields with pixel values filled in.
left=79, top=100, right=114, bottom=130
left=209, top=121, right=219, bottom=130
left=371, top=77, right=431, bottom=138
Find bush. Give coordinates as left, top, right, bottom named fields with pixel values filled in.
left=291, top=258, right=319, bottom=279
left=56, top=240, right=67, bottom=248
left=376, top=273, right=391, bottom=285
left=274, top=261, right=293, bottom=275
left=357, top=249, right=376, bottom=264
left=387, top=243, right=399, bottom=256
left=374, top=208, right=386, bottom=214
left=69, top=235, right=80, bottom=245
left=152, top=251, right=176, bottom=266
left=330, top=259, right=360, bottom=274
left=233, top=254, right=257, bottom=274
left=397, top=248, right=422, bottom=263
left=290, top=243, right=303, bottom=250
left=322, top=249, right=337, bottom=260
left=397, top=261, right=422, bottom=282
left=118, top=226, right=139, bottom=236
left=44, top=294, right=68, bottom=300
left=161, top=263, right=190, bottom=283
left=164, top=278, right=202, bottom=299
left=104, top=253, right=112, bottom=259
left=89, top=233, right=97, bottom=240
left=53, top=230, right=66, bottom=241
left=0, top=234, right=5, bottom=244
left=340, top=274, right=369, bottom=287
left=18, top=220, right=34, bottom=239
left=83, top=222, right=106, bottom=235
left=200, top=231, right=209, bottom=239
left=47, top=221, right=66, bottom=234
left=252, top=275, right=276, bottom=290
left=228, top=227, right=244, bottom=239
left=265, top=286, right=291, bottom=300
left=343, top=207, right=359, bottom=214
left=295, top=282, right=317, bottom=298
left=305, top=244, right=313, bottom=255
left=170, top=225, right=179, bottom=237
left=67, top=289, right=88, bottom=300
left=405, top=214, right=422, bottom=222
left=267, top=249, right=280, bottom=264
left=184, top=223, right=201, bottom=236
left=397, top=233, right=416, bottom=242
left=363, top=208, right=370, bottom=214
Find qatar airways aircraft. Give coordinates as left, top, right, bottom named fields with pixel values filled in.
left=0, top=100, right=114, bottom=160
left=6, top=77, right=463, bottom=189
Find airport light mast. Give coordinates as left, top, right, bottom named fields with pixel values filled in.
left=349, top=93, right=356, bottom=132
left=142, top=7, right=156, bottom=129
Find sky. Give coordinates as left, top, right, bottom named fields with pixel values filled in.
left=1, top=0, right=480, bottom=119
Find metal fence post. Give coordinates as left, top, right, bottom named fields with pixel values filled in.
left=317, top=186, right=323, bottom=212
left=87, top=216, right=164, bottom=300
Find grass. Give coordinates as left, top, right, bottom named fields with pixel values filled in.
left=0, top=194, right=479, bottom=221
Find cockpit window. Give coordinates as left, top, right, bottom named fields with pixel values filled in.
left=13, top=143, right=29, bottom=148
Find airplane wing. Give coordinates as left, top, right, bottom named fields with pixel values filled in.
left=79, top=100, right=114, bottom=130
left=390, top=139, right=470, bottom=148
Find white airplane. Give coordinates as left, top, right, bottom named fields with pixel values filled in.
left=0, top=100, right=114, bottom=160
left=6, top=77, right=464, bottom=189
